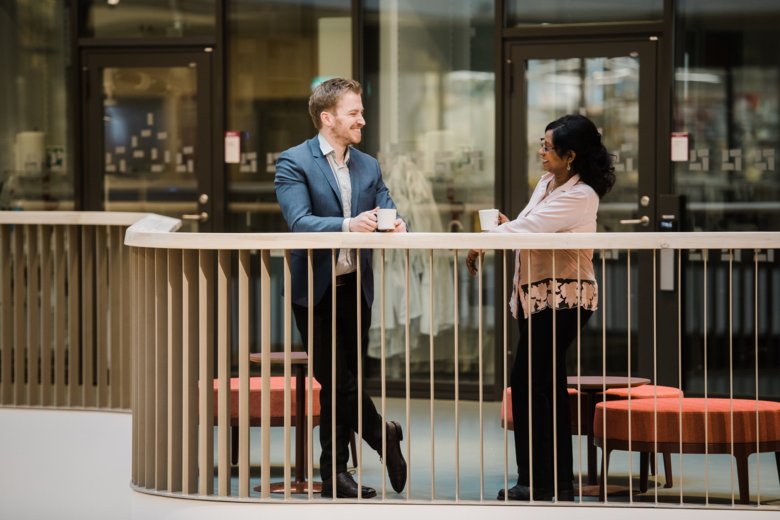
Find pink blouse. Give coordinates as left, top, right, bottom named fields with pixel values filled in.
left=494, top=172, right=599, bottom=319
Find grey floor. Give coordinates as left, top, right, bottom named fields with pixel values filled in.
left=227, top=397, right=780, bottom=506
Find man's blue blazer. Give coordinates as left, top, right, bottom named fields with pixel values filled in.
left=274, top=136, right=398, bottom=308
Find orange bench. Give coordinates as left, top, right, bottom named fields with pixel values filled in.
left=601, top=385, right=683, bottom=489
left=500, top=386, right=580, bottom=431
left=594, top=397, right=780, bottom=503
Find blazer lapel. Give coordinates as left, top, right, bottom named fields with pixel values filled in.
left=308, top=137, right=343, bottom=210
left=348, top=148, right=362, bottom=216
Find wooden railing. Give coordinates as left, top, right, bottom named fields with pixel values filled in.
left=124, top=213, right=780, bottom=508
left=2, top=212, right=778, bottom=509
left=0, top=212, right=144, bottom=410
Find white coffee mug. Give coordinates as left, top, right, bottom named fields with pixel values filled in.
left=478, top=209, right=499, bottom=231
left=377, top=208, right=397, bottom=231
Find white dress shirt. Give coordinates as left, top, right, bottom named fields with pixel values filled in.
left=318, top=134, right=356, bottom=276
left=494, top=172, right=599, bottom=318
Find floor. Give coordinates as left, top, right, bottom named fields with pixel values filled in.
left=1, top=400, right=778, bottom=520
left=231, top=397, right=780, bottom=506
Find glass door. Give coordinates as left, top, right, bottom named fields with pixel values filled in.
left=82, top=50, right=213, bottom=231
left=505, top=39, right=658, bottom=377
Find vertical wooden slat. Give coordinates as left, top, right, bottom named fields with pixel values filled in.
left=121, top=227, right=132, bottom=409
left=168, top=249, right=183, bottom=493
left=145, top=249, right=156, bottom=487
left=477, top=249, right=484, bottom=501
left=109, top=227, right=122, bottom=408
left=259, top=250, right=272, bottom=498
left=54, top=228, right=66, bottom=406
left=135, top=247, right=146, bottom=486
left=96, top=226, right=108, bottom=407
left=283, top=250, right=292, bottom=498
left=182, top=250, right=199, bottom=494
left=155, top=249, right=169, bottom=490
left=404, top=248, right=411, bottom=500
left=13, top=225, right=26, bottom=405
left=356, top=249, right=364, bottom=498
left=306, top=249, right=314, bottom=498
left=502, top=250, right=509, bottom=501
left=217, top=250, right=231, bottom=497
left=39, top=225, right=53, bottom=406
left=198, top=250, right=215, bottom=496
left=453, top=249, right=460, bottom=500
left=374, top=249, right=380, bottom=500
left=67, top=226, right=80, bottom=406
left=625, top=251, right=633, bottom=500
left=428, top=249, right=435, bottom=500
left=238, top=250, right=250, bottom=497
left=130, top=247, right=138, bottom=484
left=26, top=225, right=40, bottom=406
left=330, top=250, right=337, bottom=495
left=1, top=226, right=12, bottom=404
left=82, top=226, right=95, bottom=407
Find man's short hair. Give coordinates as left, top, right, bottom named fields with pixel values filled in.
left=308, top=78, right=362, bottom=130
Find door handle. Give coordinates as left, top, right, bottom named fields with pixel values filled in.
left=182, top=211, right=209, bottom=222
left=619, top=215, right=649, bottom=226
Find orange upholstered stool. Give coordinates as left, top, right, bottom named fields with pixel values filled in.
left=213, top=376, right=322, bottom=466
left=213, top=375, right=321, bottom=425
left=601, top=385, right=684, bottom=489
left=594, top=397, right=780, bottom=503
left=501, top=386, right=581, bottom=432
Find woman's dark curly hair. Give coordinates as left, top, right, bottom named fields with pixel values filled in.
left=546, top=114, right=616, bottom=198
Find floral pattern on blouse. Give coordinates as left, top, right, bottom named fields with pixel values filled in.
left=517, top=278, right=598, bottom=318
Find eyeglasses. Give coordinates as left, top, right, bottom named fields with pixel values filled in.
left=539, top=138, right=553, bottom=153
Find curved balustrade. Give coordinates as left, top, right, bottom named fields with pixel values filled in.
left=0, top=212, right=145, bottom=410
left=2, top=212, right=778, bottom=509
left=124, top=213, right=780, bottom=508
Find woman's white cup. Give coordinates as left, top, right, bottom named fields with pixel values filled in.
left=377, top=208, right=397, bottom=231
left=478, top=209, right=499, bottom=231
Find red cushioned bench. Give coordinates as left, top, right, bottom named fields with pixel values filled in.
left=594, top=397, right=780, bottom=503
left=602, top=385, right=683, bottom=489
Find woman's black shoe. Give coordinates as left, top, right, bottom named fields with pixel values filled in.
left=497, top=484, right=574, bottom=501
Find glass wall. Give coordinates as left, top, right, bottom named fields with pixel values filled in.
left=362, top=0, right=496, bottom=385
left=226, top=0, right=352, bottom=233
left=506, top=0, right=662, bottom=27
left=674, top=0, right=780, bottom=399
left=674, top=0, right=780, bottom=232
left=0, top=0, right=73, bottom=210
left=80, top=0, right=215, bottom=38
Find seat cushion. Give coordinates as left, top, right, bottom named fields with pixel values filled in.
left=603, top=384, right=683, bottom=400
left=501, top=386, right=579, bottom=430
left=594, top=397, right=780, bottom=445
left=213, top=376, right=321, bottom=420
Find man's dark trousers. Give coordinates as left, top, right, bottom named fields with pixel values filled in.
left=292, top=271, right=384, bottom=479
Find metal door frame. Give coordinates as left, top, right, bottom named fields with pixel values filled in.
left=80, top=49, right=215, bottom=231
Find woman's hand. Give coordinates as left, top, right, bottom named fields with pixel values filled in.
left=466, top=249, right=483, bottom=276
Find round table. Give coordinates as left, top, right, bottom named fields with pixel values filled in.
left=566, top=376, right=650, bottom=486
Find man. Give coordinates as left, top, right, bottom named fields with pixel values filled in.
left=274, top=78, right=407, bottom=499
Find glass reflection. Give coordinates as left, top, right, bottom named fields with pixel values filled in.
left=226, top=0, right=352, bottom=233
left=674, top=0, right=780, bottom=399
left=102, top=66, right=199, bottom=227
left=0, top=0, right=73, bottom=210
left=506, top=0, right=662, bottom=26
left=363, top=0, right=496, bottom=385
left=526, top=56, right=640, bottom=231
left=82, top=0, right=215, bottom=38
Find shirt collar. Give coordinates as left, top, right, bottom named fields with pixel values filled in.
left=318, top=133, right=350, bottom=165
left=542, top=171, right=581, bottom=191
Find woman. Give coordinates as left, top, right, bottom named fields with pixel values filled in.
left=467, top=114, right=615, bottom=501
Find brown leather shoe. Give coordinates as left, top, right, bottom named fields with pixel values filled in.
left=384, top=421, right=407, bottom=493
left=321, top=471, right=376, bottom=499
